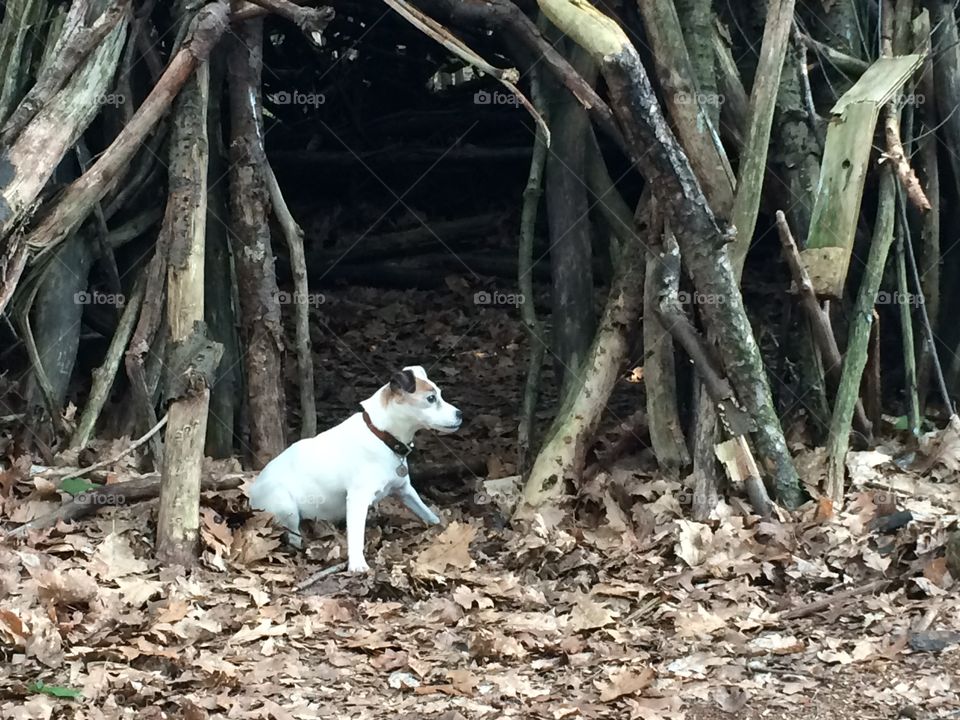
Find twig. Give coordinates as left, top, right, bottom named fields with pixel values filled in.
left=238, top=0, right=334, bottom=45
left=775, top=211, right=872, bottom=440
left=517, top=70, right=548, bottom=474
left=296, top=562, right=348, bottom=590
left=900, top=186, right=955, bottom=419
left=793, top=26, right=825, bottom=149
left=45, top=414, right=169, bottom=480
left=781, top=579, right=890, bottom=620
left=71, top=279, right=146, bottom=449
left=796, top=31, right=870, bottom=75
left=5, top=470, right=242, bottom=539
left=265, top=163, right=317, bottom=438
left=381, top=0, right=550, bottom=146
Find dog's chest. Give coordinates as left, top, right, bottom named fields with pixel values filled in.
left=371, top=462, right=408, bottom=503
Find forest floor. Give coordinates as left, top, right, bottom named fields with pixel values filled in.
left=1, top=285, right=959, bottom=720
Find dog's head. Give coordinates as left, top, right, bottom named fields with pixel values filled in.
left=383, top=365, right=462, bottom=434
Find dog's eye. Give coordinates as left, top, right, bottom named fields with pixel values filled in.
left=426, top=394, right=436, bottom=404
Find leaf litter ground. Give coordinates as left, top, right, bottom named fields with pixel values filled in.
left=1, top=285, right=958, bottom=719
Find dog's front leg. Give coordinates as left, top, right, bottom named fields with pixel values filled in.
left=395, top=480, right=441, bottom=526
left=345, top=486, right=376, bottom=572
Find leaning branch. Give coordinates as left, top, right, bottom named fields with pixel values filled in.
left=19, top=3, right=230, bottom=271
left=537, top=0, right=802, bottom=506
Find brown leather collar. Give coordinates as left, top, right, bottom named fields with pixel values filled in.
left=362, top=410, right=413, bottom=457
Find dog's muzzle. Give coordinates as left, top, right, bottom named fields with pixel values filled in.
left=439, top=408, right=463, bottom=432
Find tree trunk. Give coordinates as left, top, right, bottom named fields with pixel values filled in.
left=24, top=234, right=94, bottom=417
left=521, top=220, right=644, bottom=506
left=204, top=45, right=241, bottom=459
left=643, top=199, right=690, bottom=476
left=544, top=39, right=595, bottom=389
left=156, top=24, right=220, bottom=565
left=227, top=18, right=287, bottom=468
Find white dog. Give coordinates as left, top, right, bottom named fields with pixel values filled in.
left=248, top=365, right=462, bottom=572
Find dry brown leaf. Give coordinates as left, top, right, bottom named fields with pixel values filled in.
left=413, top=521, right=476, bottom=576
left=599, top=666, right=654, bottom=701
left=90, top=532, right=150, bottom=580
left=569, top=592, right=617, bottom=632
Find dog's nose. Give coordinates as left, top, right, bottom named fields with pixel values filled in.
left=455, top=409, right=463, bottom=422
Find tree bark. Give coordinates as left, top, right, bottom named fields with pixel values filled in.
left=826, top=169, right=897, bottom=505
left=636, top=0, right=735, bottom=218
left=157, top=31, right=220, bottom=565
left=643, top=201, right=690, bottom=476
left=521, top=216, right=644, bottom=506
left=2, top=3, right=227, bottom=314
left=204, top=45, right=242, bottom=459
left=538, top=0, right=802, bottom=507
left=228, top=18, right=287, bottom=468
left=544, top=39, right=595, bottom=390
left=0, top=11, right=127, bottom=313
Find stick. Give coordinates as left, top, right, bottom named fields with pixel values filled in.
left=729, top=0, right=797, bottom=273
left=5, top=471, right=243, bottom=539
left=265, top=163, right=317, bottom=438
left=900, top=185, right=955, bottom=419
left=517, top=70, right=548, bottom=474
left=896, top=231, right=920, bottom=436
left=45, top=414, right=168, bottom=480
left=776, top=211, right=872, bottom=439
left=417, top=0, right=627, bottom=156
left=21, top=2, right=230, bottom=265
left=781, top=579, right=890, bottom=620
left=825, top=168, right=897, bottom=505
left=381, top=0, right=550, bottom=146
left=653, top=234, right=754, bottom=438
left=238, top=0, right=334, bottom=45
left=796, top=32, right=870, bottom=75
left=296, top=562, right=348, bottom=590
left=71, top=279, right=146, bottom=449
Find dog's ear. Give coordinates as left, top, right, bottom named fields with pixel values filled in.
left=389, top=369, right=416, bottom=394
left=404, top=365, right=427, bottom=380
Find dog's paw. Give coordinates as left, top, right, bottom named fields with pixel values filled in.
left=347, top=560, right=371, bottom=573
